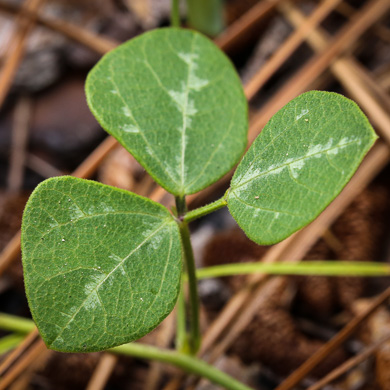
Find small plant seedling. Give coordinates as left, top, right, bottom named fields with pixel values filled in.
left=21, top=26, right=377, bottom=361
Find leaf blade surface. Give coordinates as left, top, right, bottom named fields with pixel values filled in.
left=22, top=177, right=182, bottom=352
left=228, top=91, right=377, bottom=245
left=86, top=28, right=248, bottom=196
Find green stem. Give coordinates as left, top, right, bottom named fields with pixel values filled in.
left=175, top=194, right=201, bottom=355
left=171, top=0, right=180, bottom=27
left=176, top=278, right=189, bottom=353
left=0, top=334, right=25, bottom=355
left=179, top=220, right=201, bottom=354
left=175, top=195, right=187, bottom=217
left=194, top=261, right=390, bottom=280
left=0, top=312, right=35, bottom=333
left=111, top=343, right=253, bottom=390
left=0, top=314, right=252, bottom=390
left=183, top=196, right=227, bottom=223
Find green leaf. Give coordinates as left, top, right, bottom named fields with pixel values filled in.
left=21, top=177, right=182, bottom=352
left=228, top=91, right=377, bottom=245
left=85, top=27, right=248, bottom=196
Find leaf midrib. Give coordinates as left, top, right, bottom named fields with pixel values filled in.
left=232, top=139, right=360, bottom=191
left=179, top=34, right=196, bottom=192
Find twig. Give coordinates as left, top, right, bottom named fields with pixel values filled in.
left=276, top=286, right=390, bottom=390
left=25, top=153, right=65, bottom=178
left=244, top=0, right=344, bottom=100
left=85, top=353, right=118, bottom=390
left=248, top=0, right=390, bottom=142
left=0, top=0, right=117, bottom=55
left=7, top=96, right=32, bottom=192
left=0, top=338, right=47, bottom=390
left=0, top=232, right=21, bottom=277
left=71, top=136, right=118, bottom=179
left=0, top=0, right=46, bottom=108
left=346, top=60, right=390, bottom=112
left=0, top=329, right=38, bottom=376
left=335, top=0, right=390, bottom=43
left=281, top=0, right=390, bottom=145
left=215, top=0, right=285, bottom=52
left=307, top=333, right=390, bottom=390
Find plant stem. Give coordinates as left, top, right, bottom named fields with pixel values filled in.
left=176, top=279, right=189, bottom=353
left=175, top=195, right=200, bottom=354
left=195, top=261, right=390, bottom=279
left=0, top=314, right=252, bottom=390
left=175, top=195, right=187, bottom=217
left=171, top=0, right=180, bottom=28
left=0, top=312, right=35, bottom=333
left=111, top=343, right=253, bottom=390
left=178, top=219, right=201, bottom=354
left=0, top=334, right=25, bottom=355
left=183, top=196, right=227, bottom=223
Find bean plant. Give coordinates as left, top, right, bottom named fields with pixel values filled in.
left=21, top=26, right=378, bottom=388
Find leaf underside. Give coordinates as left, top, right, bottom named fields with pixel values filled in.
left=86, top=27, right=248, bottom=196
left=228, top=91, right=377, bottom=245
left=21, top=177, right=182, bottom=352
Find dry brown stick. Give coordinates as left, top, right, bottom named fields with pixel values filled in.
left=85, top=353, right=119, bottom=390
left=0, top=338, right=47, bottom=390
left=215, top=0, right=285, bottom=51
left=0, top=0, right=45, bottom=108
left=307, top=333, right=390, bottom=390
left=0, top=328, right=38, bottom=376
left=25, top=153, right=65, bottom=178
left=7, top=347, right=49, bottom=390
left=71, top=136, right=118, bottom=179
left=245, top=0, right=343, bottom=100
left=276, top=285, right=390, bottom=390
left=0, top=0, right=279, bottom=57
left=248, top=0, right=390, bottom=142
left=0, top=232, right=21, bottom=278
left=346, top=60, right=390, bottom=112
left=7, top=96, right=31, bottom=192
left=0, top=0, right=117, bottom=55
left=374, top=23, right=390, bottom=43
left=336, top=0, right=390, bottom=43
left=377, top=64, right=390, bottom=90
left=281, top=2, right=390, bottom=144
